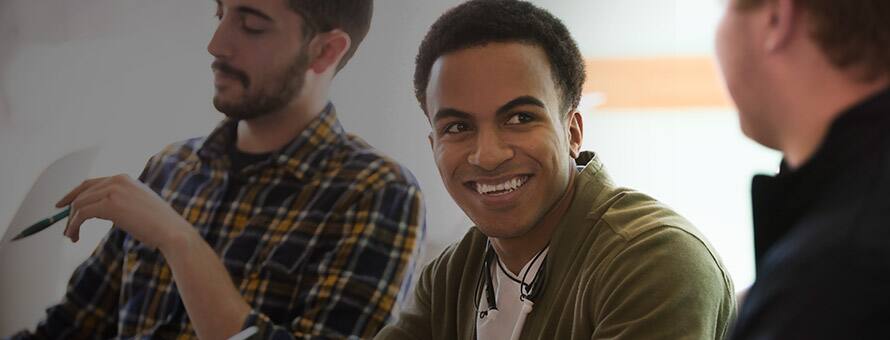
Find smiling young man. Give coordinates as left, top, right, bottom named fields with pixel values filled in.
left=714, top=0, right=890, bottom=338
left=375, top=1, right=735, bottom=339
left=6, top=0, right=425, bottom=339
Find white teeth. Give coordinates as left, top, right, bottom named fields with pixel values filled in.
left=474, top=176, right=527, bottom=195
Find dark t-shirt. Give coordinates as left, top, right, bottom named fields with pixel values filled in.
left=222, top=142, right=272, bottom=205
left=228, top=143, right=271, bottom=175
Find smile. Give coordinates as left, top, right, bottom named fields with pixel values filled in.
left=472, top=175, right=529, bottom=196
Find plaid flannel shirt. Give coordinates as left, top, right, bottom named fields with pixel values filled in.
left=11, top=104, right=425, bottom=339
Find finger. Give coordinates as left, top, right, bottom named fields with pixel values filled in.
left=63, top=204, right=72, bottom=236
left=65, top=209, right=84, bottom=243
left=69, top=184, right=116, bottom=214
left=65, top=199, right=107, bottom=243
left=56, top=177, right=110, bottom=208
left=66, top=184, right=114, bottom=238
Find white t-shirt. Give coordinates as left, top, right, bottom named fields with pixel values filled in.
left=476, top=248, right=549, bottom=340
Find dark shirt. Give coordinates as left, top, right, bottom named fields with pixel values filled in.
left=731, top=88, right=890, bottom=339
left=228, top=141, right=271, bottom=175
left=225, top=139, right=270, bottom=205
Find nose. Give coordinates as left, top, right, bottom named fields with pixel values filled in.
left=468, top=128, right=514, bottom=171
left=207, top=19, right=233, bottom=59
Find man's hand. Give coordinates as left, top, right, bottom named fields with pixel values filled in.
left=56, top=174, right=189, bottom=248
left=56, top=174, right=252, bottom=339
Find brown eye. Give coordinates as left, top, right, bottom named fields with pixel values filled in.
left=443, top=122, right=470, bottom=134
left=506, top=112, right=534, bottom=125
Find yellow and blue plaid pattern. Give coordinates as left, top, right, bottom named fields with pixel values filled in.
left=11, top=104, right=425, bottom=339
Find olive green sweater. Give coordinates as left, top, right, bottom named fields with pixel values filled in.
left=377, top=156, right=736, bottom=340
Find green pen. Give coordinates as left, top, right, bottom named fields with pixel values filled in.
left=11, top=207, right=71, bottom=241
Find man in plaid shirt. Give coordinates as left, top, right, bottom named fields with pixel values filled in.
left=7, top=0, right=425, bottom=339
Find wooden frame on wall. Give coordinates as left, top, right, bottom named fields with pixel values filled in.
left=583, top=57, right=733, bottom=110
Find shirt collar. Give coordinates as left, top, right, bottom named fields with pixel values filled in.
left=196, top=103, right=346, bottom=180
left=777, top=87, right=890, bottom=184
left=548, top=152, right=613, bottom=255
left=751, top=86, right=890, bottom=267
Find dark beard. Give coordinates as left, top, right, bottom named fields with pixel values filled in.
left=213, top=51, right=309, bottom=121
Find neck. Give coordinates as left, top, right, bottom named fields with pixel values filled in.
left=491, top=167, right=577, bottom=274
left=778, top=76, right=888, bottom=169
left=235, top=92, right=329, bottom=154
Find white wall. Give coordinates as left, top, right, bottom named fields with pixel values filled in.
left=0, top=0, right=776, bottom=333
left=0, top=0, right=222, bottom=331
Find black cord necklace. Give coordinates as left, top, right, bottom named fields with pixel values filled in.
left=474, top=241, right=549, bottom=319
left=474, top=241, right=499, bottom=318
left=519, top=246, right=548, bottom=301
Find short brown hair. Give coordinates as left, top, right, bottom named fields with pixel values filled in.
left=287, top=0, right=373, bottom=71
left=736, top=0, right=890, bottom=81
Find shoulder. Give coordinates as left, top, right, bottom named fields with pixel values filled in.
left=596, top=188, right=716, bottom=261
left=597, top=188, right=699, bottom=241
left=162, top=137, right=204, bottom=157
left=326, top=134, right=421, bottom=192
left=138, top=137, right=204, bottom=180
left=589, top=187, right=733, bottom=292
left=580, top=189, right=736, bottom=336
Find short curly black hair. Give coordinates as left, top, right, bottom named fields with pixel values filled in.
left=414, top=0, right=586, bottom=116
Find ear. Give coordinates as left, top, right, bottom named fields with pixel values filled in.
left=308, top=29, right=351, bottom=75
left=764, top=0, right=797, bottom=52
left=567, top=110, right=583, bottom=159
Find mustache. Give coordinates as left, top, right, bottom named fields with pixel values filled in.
left=211, top=60, right=250, bottom=88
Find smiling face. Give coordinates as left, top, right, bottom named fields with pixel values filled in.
left=208, top=0, right=312, bottom=120
left=426, top=42, right=582, bottom=239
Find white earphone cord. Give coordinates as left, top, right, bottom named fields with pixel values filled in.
left=509, top=299, right=534, bottom=340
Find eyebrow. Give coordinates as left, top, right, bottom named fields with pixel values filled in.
left=237, top=6, right=273, bottom=22
left=496, top=96, right=546, bottom=116
left=214, top=0, right=274, bottom=22
left=432, top=108, right=472, bottom=123
left=432, top=95, right=547, bottom=123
